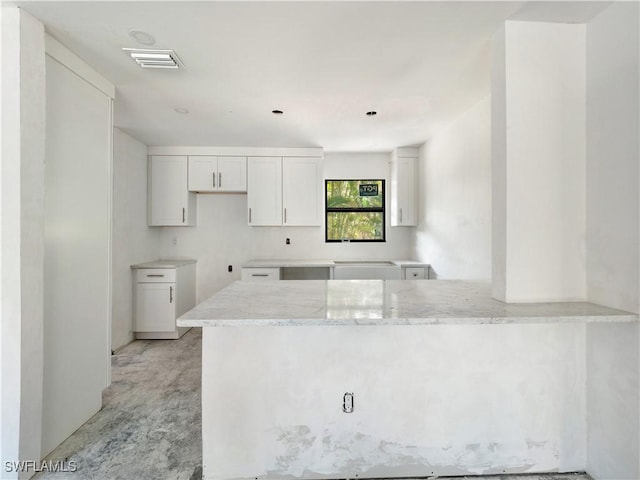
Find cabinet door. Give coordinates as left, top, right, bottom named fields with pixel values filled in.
left=282, top=157, right=322, bottom=226
left=217, top=156, right=247, bottom=192
left=391, top=156, right=417, bottom=226
left=247, top=157, right=282, bottom=226
left=135, top=283, right=176, bottom=332
left=188, top=156, right=217, bottom=192
left=149, top=155, right=195, bottom=226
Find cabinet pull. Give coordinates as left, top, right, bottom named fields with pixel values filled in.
left=169, top=285, right=174, bottom=303
left=212, top=172, right=216, bottom=188
left=182, top=207, right=186, bottom=223
left=399, top=208, right=403, bottom=223
left=251, top=274, right=269, bottom=277
left=284, top=208, right=287, bottom=224
left=219, top=172, right=222, bottom=188
left=249, top=208, right=252, bottom=224
left=146, top=274, right=164, bottom=277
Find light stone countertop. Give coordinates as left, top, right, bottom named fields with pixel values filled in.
left=131, top=258, right=197, bottom=269
left=178, top=279, right=638, bottom=327
left=242, top=259, right=430, bottom=268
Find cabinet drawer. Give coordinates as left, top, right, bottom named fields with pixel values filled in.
left=241, top=268, right=281, bottom=281
left=405, top=267, right=425, bottom=280
left=136, top=268, right=176, bottom=283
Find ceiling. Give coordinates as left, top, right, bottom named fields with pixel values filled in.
left=16, top=1, right=612, bottom=151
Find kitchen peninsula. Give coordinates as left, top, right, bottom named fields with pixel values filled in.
left=178, top=280, right=639, bottom=480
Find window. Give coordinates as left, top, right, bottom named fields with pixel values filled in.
left=325, top=179, right=385, bottom=242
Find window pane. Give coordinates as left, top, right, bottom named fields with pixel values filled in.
left=326, top=180, right=383, bottom=209
left=327, top=212, right=384, bottom=241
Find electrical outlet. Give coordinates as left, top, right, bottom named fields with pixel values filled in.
left=286, top=238, right=291, bottom=245
left=343, top=392, right=354, bottom=413
left=171, top=236, right=178, bottom=246
left=228, top=265, right=233, bottom=273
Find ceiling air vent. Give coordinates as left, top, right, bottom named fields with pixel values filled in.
left=122, top=48, right=184, bottom=69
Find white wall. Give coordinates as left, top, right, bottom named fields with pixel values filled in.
left=0, top=7, right=46, bottom=478
left=112, top=128, right=162, bottom=350
left=161, top=152, right=413, bottom=302
left=586, top=1, right=640, bottom=315
left=492, top=21, right=587, bottom=303
left=585, top=3, right=640, bottom=479
left=43, top=43, right=113, bottom=456
left=412, top=96, right=491, bottom=280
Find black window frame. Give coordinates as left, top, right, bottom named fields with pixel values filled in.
left=325, top=179, right=386, bottom=243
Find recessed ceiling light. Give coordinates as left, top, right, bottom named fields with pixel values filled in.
left=174, top=107, right=189, bottom=115
left=129, top=29, right=156, bottom=46
left=122, top=48, right=185, bottom=69
left=366, top=111, right=377, bottom=116
left=272, top=109, right=284, bottom=115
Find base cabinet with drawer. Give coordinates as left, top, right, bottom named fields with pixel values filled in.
left=132, top=259, right=196, bottom=339
left=241, top=267, right=281, bottom=281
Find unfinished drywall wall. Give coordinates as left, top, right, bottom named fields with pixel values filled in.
left=202, top=323, right=586, bottom=479
left=161, top=152, right=413, bottom=302
left=112, top=128, right=162, bottom=351
left=413, top=96, right=491, bottom=279
left=587, top=322, right=639, bottom=480
left=586, top=1, right=640, bottom=315
left=491, top=21, right=587, bottom=302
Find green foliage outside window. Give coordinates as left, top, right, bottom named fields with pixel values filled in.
left=325, top=180, right=385, bottom=242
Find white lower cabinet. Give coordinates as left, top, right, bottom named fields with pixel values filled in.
left=133, top=260, right=196, bottom=339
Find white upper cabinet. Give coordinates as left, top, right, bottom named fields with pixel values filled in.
left=390, top=148, right=417, bottom=226
left=247, top=157, right=283, bottom=226
left=188, top=155, right=247, bottom=192
left=283, top=157, right=322, bottom=226
left=148, top=155, right=196, bottom=226
left=247, top=156, right=322, bottom=226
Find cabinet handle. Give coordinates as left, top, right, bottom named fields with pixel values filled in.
left=212, top=172, right=216, bottom=188
left=219, top=172, right=222, bottom=188
left=169, top=285, right=174, bottom=303
left=146, top=274, right=164, bottom=277
left=249, top=207, right=252, bottom=224
left=182, top=208, right=186, bottom=223
left=284, top=208, right=287, bottom=224
left=399, top=208, right=403, bottom=223
left=251, top=274, right=269, bottom=277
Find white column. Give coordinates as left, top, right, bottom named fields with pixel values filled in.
left=492, top=21, right=587, bottom=303
left=0, top=6, right=46, bottom=478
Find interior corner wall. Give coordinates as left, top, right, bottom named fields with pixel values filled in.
left=586, top=1, right=640, bottom=315
left=0, top=7, right=46, bottom=477
left=492, top=20, right=587, bottom=303
left=412, top=96, right=491, bottom=280
left=112, top=128, right=162, bottom=351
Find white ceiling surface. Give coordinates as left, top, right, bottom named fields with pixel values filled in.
left=18, top=1, right=612, bottom=151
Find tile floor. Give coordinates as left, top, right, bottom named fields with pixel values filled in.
left=35, top=328, right=592, bottom=480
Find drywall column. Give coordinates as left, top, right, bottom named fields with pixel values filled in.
left=585, top=4, right=640, bottom=480
left=491, top=21, right=586, bottom=302
left=0, top=7, right=46, bottom=478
